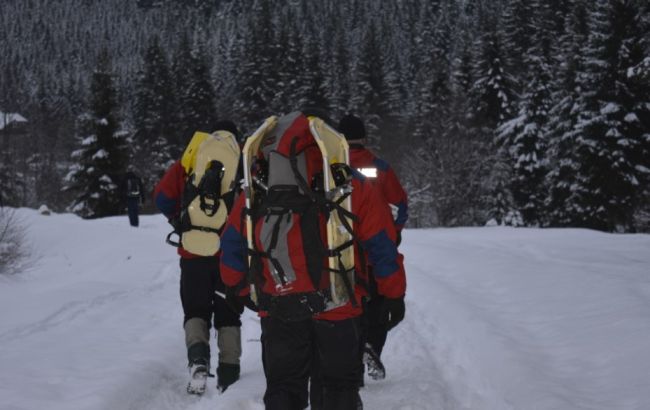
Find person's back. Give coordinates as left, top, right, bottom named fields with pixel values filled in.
left=337, top=114, right=408, bottom=382
left=338, top=115, right=408, bottom=233
left=123, top=171, right=144, bottom=227
left=125, top=172, right=142, bottom=198
left=152, top=121, right=245, bottom=395
left=219, top=111, right=406, bottom=410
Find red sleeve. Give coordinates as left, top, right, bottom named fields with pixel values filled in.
left=378, top=167, right=409, bottom=231
left=219, top=194, right=248, bottom=292
left=153, top=161, right=185, bottom=218
left=352, top=177, right=406, bottom=299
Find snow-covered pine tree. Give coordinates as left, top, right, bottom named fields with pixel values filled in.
left=484, top=158, right=523, bottom=226
left=421, top=9, right=466, bottom=226
left=211, top=5, right=246, bottom=126
left=181, top=41, right=218, bottom=139
left=272, top=9, right=303, bottom=113
left=24, top=80, right=68, bottom=210
left=170, top=32, right=197, bottom=146
left=378, top=4, right=409, bottom=126
left=497, top=0, right=554, bottom=226
left=546, top=0, right=589, bottom=227
left=469, top=8, right=517, bottom=224
left=324, top=12, right=352, bottom=119
left=65, top=51, right=128, bottom=218
left=628, top=3, right=650, bottom=231
left=235, top=0, right=277, bottom=130
left=500, top=0, right=533, bottom=95
left=170, top=33, right=218, bottom=147
left=440, top=12, right=486, bottom=226
left=350, top=19, right=388, bottom=147
left=298, top=27, right=329, bottom=111
left=132, top=35, right=175, bottom=180
left=375, top=11, right=410, bottom=162
left=0, top=61, right=27, bottom=207
left=398, top=1, right=438, bottom=226
left=565, top=0, right=650, bottom=231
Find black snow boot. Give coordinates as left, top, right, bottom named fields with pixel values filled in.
left=216, top=362, right=240, bottom=392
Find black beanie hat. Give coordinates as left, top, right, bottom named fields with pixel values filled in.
left=337, top=114, right=366, bottom=141
left=214, top=120, right=242, bottom=142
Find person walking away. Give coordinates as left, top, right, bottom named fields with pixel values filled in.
left=337, top=114, right=408, bottom=381
left=153, top=120, right=244, bottom=394
left=219, top=111, right=406, bottom=410
left=123, top=170, right=145, bottom=227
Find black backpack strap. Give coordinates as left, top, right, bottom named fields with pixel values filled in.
left=288, top=137, right=321, bottom=204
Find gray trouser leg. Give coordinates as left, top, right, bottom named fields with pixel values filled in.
left=185, top=318, right=210, bottom=365
left=217, top=326, right=242, bottom=365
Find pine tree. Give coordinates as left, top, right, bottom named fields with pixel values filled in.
left=497, top=0, right=554, bottom=226
left=25, top=80, right=68, bottom=210
left=325, top=12, right=352, bottom=119
left=546, top=0, right=590, bottom=227
left=350, top=20, right=388, bottom=145
left=500, top=0, right=533, bottom=95
left=411, top=1, right=445, bottom=141
left=439, top=26, right=485, bottom=225
left=65, top=51, right=128, bottom=218
left=183, top=44, right=218, bottom=135
left=171, top=34, right=218, bottom=147
left=564, top=0, right=650, bottom=231
left=298, top=27, right=328, bottom=112
left=235, top=0, right=277, bottom=129
left=272, top=10, right=303, bottom=112
left=470, top=25, right=515, bottom=132
left=132, top=35, right=174, bottom=180
left=0, top=61, right=27, bottom=207
left=469, top=15, right=517, bottom=224
left=419, top=10, right=460, bottom=225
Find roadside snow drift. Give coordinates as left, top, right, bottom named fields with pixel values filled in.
left=1, top=209, right=649, bottom=410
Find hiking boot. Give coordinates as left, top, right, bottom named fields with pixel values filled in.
left=216, top=362, right=240, bottom=393
left=187, top=361, right=209, bottom=395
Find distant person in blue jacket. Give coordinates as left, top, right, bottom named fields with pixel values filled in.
left=123, top=171, right=145, bottom=227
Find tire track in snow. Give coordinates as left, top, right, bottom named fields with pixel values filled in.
left=0, top=263, right=175, bottom=344
left=0, top=289, right=129, bottom=343
left=360, top=296, right=460, bottom=410
left=394, top=258, right=511, bottom=410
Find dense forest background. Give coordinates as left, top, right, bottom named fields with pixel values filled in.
left=0, top=0, right=648, bottom=231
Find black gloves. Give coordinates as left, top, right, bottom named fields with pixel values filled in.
left=383, top=296, right=405, bottom=331
left=225, top=287, right=258, bottom=314
left=225, top=294, right=244, bottom=315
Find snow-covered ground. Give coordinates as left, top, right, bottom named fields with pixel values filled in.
left=1, top=208, right=649, bottom=410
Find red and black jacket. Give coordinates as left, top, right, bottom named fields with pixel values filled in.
left=219, top=171, right=406, bottom=321
left=349, top=145, right=409, bottom=231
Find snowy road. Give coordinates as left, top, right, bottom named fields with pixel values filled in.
left=1, top=209, right=650, bottom=409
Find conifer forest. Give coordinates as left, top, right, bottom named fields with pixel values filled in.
left=0, top=0, right=648, bottom=231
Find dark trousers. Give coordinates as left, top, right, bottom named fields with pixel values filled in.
left=179, top=257, right=242, bottom=329
left=262, top=316, right=361, bottom=410
left=364, top=269, right=389, bottom=357
left=127, top=197, right=140, bottom=227
left=365, top=295, right=388, bottom=356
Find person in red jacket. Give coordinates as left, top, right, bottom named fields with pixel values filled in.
left=337, top=114, right=409, bottom=381
left=219, top=111, right=406, bottom=410
left=153, top=120, right=243, bottom=394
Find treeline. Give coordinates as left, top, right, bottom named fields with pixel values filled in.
left=0, top=0, right=648, bottom=231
